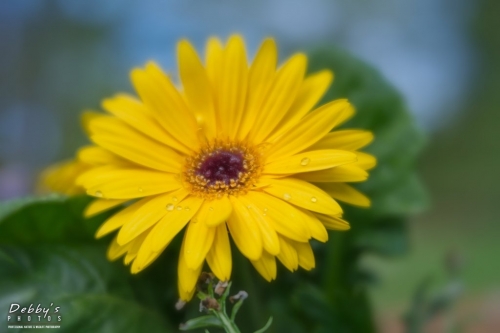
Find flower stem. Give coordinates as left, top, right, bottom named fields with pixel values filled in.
left=214, top=310, right=241, bottom=333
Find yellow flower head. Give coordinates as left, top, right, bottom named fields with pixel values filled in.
left=52, top=35, right=376, bottom=301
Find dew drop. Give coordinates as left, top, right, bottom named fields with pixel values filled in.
left=311, top=197, right=317, bottom=203
left=94, top=190, right=103, bottom=198
left=209, top=207, right=214, bottom=212
left=176, top=206, right=182, bottom=211
left=166, top=203, right=175, bottom=211
left=283, top=193, right=291, bottom=201
left=138, top=187, right=144, bottom=192
left=184, top=206, right=190, bottom=211
left=263, top=208, right=268, bottom=212
left=300, top=158, right=310, bottom=166
left=172, top=196, right=178, bottom=202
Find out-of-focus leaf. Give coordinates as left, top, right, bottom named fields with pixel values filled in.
left=0, top=195, right=114, bottom=244
left=253, top=316, right=273, bottom=333
left=308, top=47, right=428, bottom=217
left=179, top=315, right=223, bottom=331
left=0, top=194, right=66, bottom=221
left=0, top=196, right=181, bottom=332
left=369, top=174, right=429, bottom=217
left=0, top=244, right=172, bottom=333
left=354, top=218, right=409, bottom=256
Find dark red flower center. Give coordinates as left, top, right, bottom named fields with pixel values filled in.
left=196, top=150, right=245, bottom=185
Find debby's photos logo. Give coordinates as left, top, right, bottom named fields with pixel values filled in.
left=6, top=303, right=62, bottom=330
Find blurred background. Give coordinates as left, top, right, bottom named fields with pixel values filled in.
left=0, top=0, right=498, bottom=331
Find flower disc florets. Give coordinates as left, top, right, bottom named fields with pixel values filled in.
left=184, top=140, right=262, bottom=198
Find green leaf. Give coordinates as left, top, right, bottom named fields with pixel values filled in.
left=0, top=195, right=115, bottom=244
left=308, top=47, right=428, bottom=217
left=354, top=218, right=409, bottom=256
left=0, top=244, right=172, bottom=333
left=253, top=316, right=273, bottom=333
left=371, top=174, right=429, bottom=217
left=0, top=194, right=66, bottom=221
left=179, top=315, right=223, bottom=331
left=0, top=196, right=182, bottom=332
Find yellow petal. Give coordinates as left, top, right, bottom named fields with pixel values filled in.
left=117, top=192, right=181, bottom=245
left=178, top=234, right=203, bottom=298
left=206, top=224, right=232, bottom=282
left=78, top=146, right=124, bottom=166
left=238, top=38, right=277, bottom=140
left=263, top=150, right=357, bottom=175
left=205, top=37, right=224, bottom=87
left=309, top=130, right=374, bottom=151
left=250, top=251, right=277, bottom=282
left=184, top=216, right=216, bottom=269
left=95, top=199, right=145, bottom=238
left=217, top=35, right=248, bottom=139
left=238, top=195, right=280, bottom=256
left=315, top=213, right=351, bottom=231
left=227, top=196, right=263, bottom=260
left=294, top=241, right=315, bottom=270
left=244, top=191, right=311, bottom=242
left=296, top=165, right=369, bottom=183
left=89, top=117, right=183, bottom=173
left=130, top=247, right=164, bottom=274
left=177, top=39, right=217, bottom=139
left=299, top=209, right=328, bottom=242
left=268, top=70, right=333, bottom=141
left=84, top=198, right=127, bottom=218
left=101, top=93, right=192, bottom=155
left=262, top=178, right=342, bottom=216
left=249, top=53, right=307, bottom=143
left=354, top=152, right=377, bottom=170
left=131, top=63, right=200, bottom=153
left=179, top=285, right=197, bottom=302
left=131, top=196, right=204, bottom=273
left=107, top=235, right=132, bottom=261
left=39, top=159, right=89, bottom=195
left=81, top=111, right=103, bottom=136
left=197, top=197, right=233, bottom=227
left=78, top=166, right=182, bottom=199
left=124, top=229, right=150, bottom=265
left=266, top=99, right=354, bottom=160
left=318, top=183, right=370, bottom=207
left=146, top=195, right=203, bottom=251
left=277, top=236, right=299, bottom=272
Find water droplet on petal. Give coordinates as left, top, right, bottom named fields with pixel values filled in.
left=311, top=197, right=317, bottom=203
left=172, top=196, right=178, bottom=202
left=283, top=193, right=291, bottom=201
left=138, top=187, right=144, bottom=192
left=176, top=206, right=182, bottom=211
left=263, top=208, right=268, bottom=212
left=166, top=203, right=174, bottom=211
left=209, top=207, right=214, bottom=212
left=94, top=190, right=103, bottom=198
left=300, top=158, right=310, bottom=166
left=184, top=206, right=190, bottom=211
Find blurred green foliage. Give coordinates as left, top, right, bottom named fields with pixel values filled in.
left=0, top=46, right=427, bottom=332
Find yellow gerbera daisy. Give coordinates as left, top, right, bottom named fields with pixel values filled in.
left=49, top=35, right=376, bottom=301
